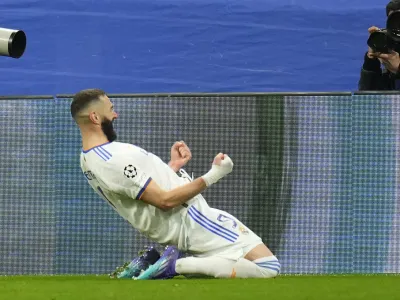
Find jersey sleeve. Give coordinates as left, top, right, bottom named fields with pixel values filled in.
left=105, top=157, right=152, bottom=200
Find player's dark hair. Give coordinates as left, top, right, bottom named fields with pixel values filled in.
left=387, top=0, right=400, bottom=16
left=71, top=88, right=106, bottom=120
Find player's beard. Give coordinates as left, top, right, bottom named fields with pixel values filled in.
left=101, top=118, right=117, bottom=142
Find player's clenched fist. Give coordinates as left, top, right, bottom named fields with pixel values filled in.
left=212, top=153, right=233, bottom=168
left=168, top=141, right=192, bottom=172
left=202, top=153, right=234, bottom=186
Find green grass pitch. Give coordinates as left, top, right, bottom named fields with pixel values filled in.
left=1, top=275, right=399, bottom=300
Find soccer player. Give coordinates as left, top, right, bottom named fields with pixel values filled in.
left=71, top=89, right=281, bottom=279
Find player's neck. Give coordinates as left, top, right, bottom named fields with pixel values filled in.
left=80, top=130, right=110, bottom=152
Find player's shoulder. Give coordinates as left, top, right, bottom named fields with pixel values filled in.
left=105, top=142, right=153, bottom=166
left=107, top=142, right=150, bottom=156
left=104, top=142, right=153, bottom=176
left=105, top=141, right=130, bottom=153
left=81, top=141, right=150, bottom=165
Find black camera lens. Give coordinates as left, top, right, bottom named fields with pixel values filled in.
left=9, top=30, right=26, bottom=58
left=368, top=31, right=392, bottom=53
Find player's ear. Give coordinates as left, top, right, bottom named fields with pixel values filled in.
left=88, top=111, right=101, bottom=125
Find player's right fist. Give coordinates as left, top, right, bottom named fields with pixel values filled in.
left=202, top=153, right=234, bottom=186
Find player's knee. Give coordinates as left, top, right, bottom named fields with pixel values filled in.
left=256, top=256, right=281, bottom=278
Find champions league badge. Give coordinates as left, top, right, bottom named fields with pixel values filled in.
left=123, top=165, right=137, bottom=179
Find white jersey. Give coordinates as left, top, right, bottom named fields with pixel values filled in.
left=80, top=141, right=263, bottom=259
left=79, top=141, right=198, bottom=248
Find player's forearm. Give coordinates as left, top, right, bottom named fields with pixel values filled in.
left=162, top=177, right=207, bottom=209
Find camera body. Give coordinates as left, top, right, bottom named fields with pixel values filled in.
left=368, top=29, right=397, bottom=53
left=368, top=11, right=400, bottom=53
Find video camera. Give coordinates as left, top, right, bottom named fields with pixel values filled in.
left=0, top=27, right=26, bottom=59
left=368, top=11, right=400, bottom=53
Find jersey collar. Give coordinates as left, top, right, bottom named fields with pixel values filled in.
left=82, top=142, right=111, bottom=153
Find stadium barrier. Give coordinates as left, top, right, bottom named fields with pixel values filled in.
left=1, top=91, right=399, bottom=275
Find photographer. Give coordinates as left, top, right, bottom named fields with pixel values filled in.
left=358, top=0, right=400, bottom=90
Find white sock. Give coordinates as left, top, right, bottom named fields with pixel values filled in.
left=175, top=257, right=235, bottom=278
left=237, top=255, right=280, bottom=278
left=175, top=255, right=280, bottom=279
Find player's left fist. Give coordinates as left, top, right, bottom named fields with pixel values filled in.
left=169, top=141, right=192, bottom=171
left=201, top=153, right=234, bottom=186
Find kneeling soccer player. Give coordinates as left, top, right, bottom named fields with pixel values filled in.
left=71, top=89, right=281, bottom=279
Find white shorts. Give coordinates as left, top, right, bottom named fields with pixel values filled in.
left=180, top=202, right=263, bottom=261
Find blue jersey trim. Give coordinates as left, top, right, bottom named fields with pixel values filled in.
left=82, top=142, right=111, bottom=153
left=188, top=209, right=237, bottom=243
left=97, top=147, right=112, bottom=160
left=93, top=148, right=108, bottom=161
left=136, top=178, right=152, bottom=200
left=100, top=146, right=112, bottom=157
left=190, top=206, right=239, bottom=240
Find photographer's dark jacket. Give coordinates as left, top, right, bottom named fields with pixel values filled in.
left=358, top=52, right=400, bottom=90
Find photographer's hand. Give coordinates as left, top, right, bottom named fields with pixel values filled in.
left=378, top=51, right=400, bottom=74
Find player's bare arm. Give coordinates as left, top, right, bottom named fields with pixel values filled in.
left=139, top=177, right=207, bottom=211
left=141, top=153, right=234, bottom=211
left=168, top=141, right=192, bottom=172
